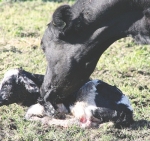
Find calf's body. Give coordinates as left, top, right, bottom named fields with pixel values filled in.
left=26, top=80, right=133, bottom=128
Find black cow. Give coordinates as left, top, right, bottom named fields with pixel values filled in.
left=40, top=0, right=150, bottom=115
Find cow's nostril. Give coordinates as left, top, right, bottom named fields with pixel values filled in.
left=0, top=97, right=9, bottom=106
left=0, top=96, right=3, bottom=100
left=0, top=94, right=9, bottom=102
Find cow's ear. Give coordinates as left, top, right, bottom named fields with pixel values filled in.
left=52, top=5, right=72, bottom=30
left=144, top=8, right=150, bottom=18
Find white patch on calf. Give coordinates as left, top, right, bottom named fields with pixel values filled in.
left=25, top=103, right=45, bottom=120
left=85, top=105, right=97, bottom=119
left=0, top=69, right=19, bottom=90
left=4, top=69, right=19, bottom=78
left=70, top=101, right=86, bottom=121
left=70, top=81, right=99, bottom=128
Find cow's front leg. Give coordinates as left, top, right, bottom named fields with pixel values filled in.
left=39, top=73, right=58, bottom=117
left=43, top=102, right=66, bottom=119
left=37, top=96, right=57, bottom=118
left=43, top=101, right=56, bottom=117
left=38, top=91, right=67, bottom=119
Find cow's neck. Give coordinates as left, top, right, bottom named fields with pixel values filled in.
left=73, top=0, right=149, bottom=57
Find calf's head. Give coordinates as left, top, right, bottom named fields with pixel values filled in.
left=0, top=68, right=40, bottom=106
left=40, top=1, right=150, bottom=105
left=0, top=69, right=18, bottom=105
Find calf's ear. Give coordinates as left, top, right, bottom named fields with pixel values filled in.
left=52, top=5, right=72, bottom=31
left=18, top=74, right=40, bottom=94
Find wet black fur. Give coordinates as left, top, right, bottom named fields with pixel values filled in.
left=0, top=68, right=44, bottom=106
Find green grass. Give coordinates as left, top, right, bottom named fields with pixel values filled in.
left=0, top=1, right=150, bottom=141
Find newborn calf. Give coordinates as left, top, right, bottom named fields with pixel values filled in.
left=0, top=68, right=43, bottom=106
left=25, top=80, right=133, bottom=128
left=0, top=68, right=133, bottom=128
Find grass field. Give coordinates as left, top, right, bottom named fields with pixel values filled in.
left=0, top=1, right=150, bottom=140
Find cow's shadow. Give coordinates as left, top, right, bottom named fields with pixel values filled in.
left=131, top=120, right=150, bottom=130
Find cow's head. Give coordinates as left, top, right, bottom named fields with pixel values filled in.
left=40, top=5, right=99, bottom=105
left=40, top=1, right=150, bottom=107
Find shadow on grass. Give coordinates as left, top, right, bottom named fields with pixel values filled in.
left=0, top=47, right=22, bottom=54
left=106, top=120, right=150, bottom=140
left=131, top=120, right=150, bottom=130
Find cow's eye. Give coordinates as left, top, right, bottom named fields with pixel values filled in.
left=61, top=22, right=66, bottom=29
left=53, top=21, right=66, bottom=29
